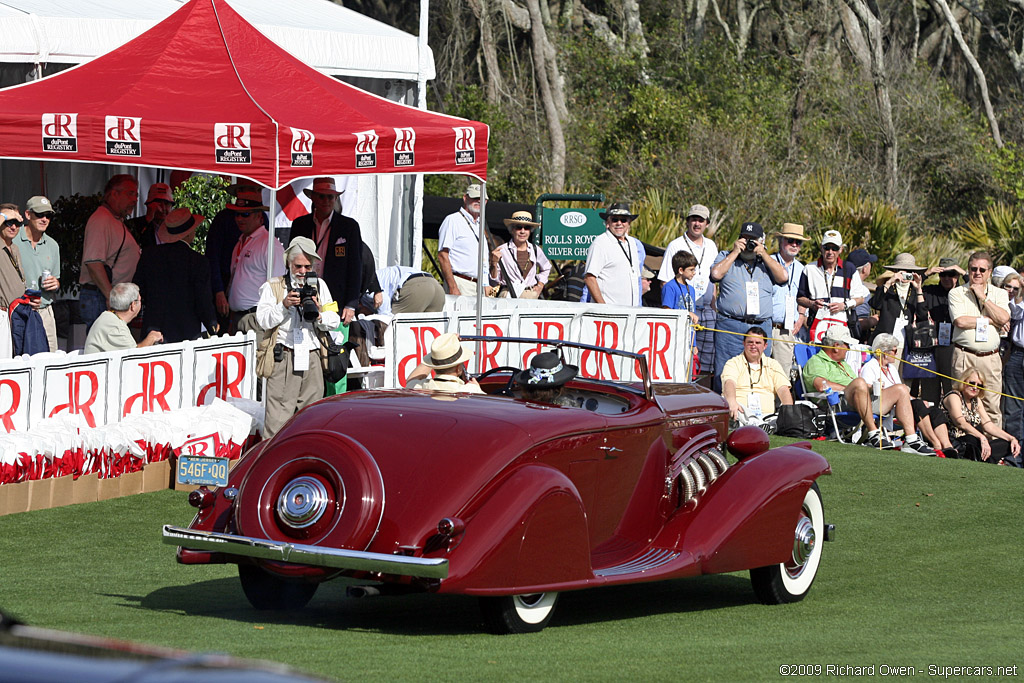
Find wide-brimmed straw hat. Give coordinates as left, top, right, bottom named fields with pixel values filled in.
left=514, top=352, right=578, bottom=388
left=885, top=253, right=927, bottom=272
left=164, top=208, right=203, bottom=236
left=503, top=210, right=540, bottom=229
left=775, top=223, right=808, bottom=241
left=302, top=177, right=343, bottom=199
left=226, top=188, right=269, bottom=212
left=599, top=202, right=638, bottom=221
left=421, top=333, right=474, bottom=370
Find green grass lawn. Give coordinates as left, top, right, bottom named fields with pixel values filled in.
left=1, top=439, right=1021, bottom=681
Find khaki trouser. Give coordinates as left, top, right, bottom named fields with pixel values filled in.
left=770, top=328, right=797, bottom=381
left=38, top=305, right=57, bottom=352
left=451, top=275, right=478, bottom=297
left=263, top=346, right=324, bottom=439
left=952, top=346, right=1003, bottom=429
left=393, top=276, right=446, bottom=313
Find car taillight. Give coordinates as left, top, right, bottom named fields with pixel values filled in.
left=188, top=487, right=215, bottom=509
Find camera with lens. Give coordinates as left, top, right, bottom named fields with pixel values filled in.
left=291, top=272, right=320, bottom=321
left=902, top=271, right=913, bottom=282
left=744, top=238, right=758, bottom=253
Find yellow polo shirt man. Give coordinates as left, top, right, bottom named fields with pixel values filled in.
left=722, top=327, right=793, bottom=423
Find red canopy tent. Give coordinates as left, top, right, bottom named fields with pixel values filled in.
left=0, top=0, right=496, bottom=328
left=0, top=0, right=488, bottom=187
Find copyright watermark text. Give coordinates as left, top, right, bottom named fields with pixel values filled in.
left=778, top=664, right=1019, bottom=677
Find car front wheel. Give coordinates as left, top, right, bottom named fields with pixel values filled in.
left=749, top=483, right=824, bottom=604
left=479, top=592, right=559, bottom=634
left=238, top=564, right=318, bottom=611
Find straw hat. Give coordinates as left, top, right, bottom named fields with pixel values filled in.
left=884, top=253, right=927, bottom=272
left=226, top=188, right=269, bottom=212
left=302, top=177, right=342, bottom=199
left=164, top=208, right=203, bottom=236
left=421, top=333, right=474, bottom=369
left=503, top=210, right=540, bottom=228
left=775, top=223, right=808, bottom=241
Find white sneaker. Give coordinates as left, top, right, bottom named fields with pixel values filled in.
left=902, top=437, right=936, bottom=456
left=865, top=430, right=895, bottom=449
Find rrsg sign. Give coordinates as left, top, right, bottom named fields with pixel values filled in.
left=541, top=208, right=605, bottom=260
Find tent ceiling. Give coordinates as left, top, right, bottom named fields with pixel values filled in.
left=0, top=0, right=433, bottom=80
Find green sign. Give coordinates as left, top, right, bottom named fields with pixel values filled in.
left=540, top=207, right=605, bottom=260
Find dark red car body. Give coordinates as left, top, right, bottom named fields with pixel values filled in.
left=165, top=340, right=831, bottom=632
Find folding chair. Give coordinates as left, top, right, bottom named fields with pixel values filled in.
left=792, top=341, right=862, bottom=443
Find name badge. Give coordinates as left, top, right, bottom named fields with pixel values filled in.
left=784, top=295, right=797, bottom=330
left=292, top=327, right=309, bottom=371
left=745, top=281, right=760, bottom=317
left=938, top=322, right=952, bottom=346
left=746, top=389, right=763, bottom=418
left=975, top=317, right=989, bottom=343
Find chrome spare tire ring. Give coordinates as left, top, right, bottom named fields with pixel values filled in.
left=277, top=476, right=332, bottom=529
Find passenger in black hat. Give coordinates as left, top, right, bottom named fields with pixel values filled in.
left=515, top=352, right=579, bottom=406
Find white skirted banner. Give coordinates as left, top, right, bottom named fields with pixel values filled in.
left=384, top=299, right=695, bottom=388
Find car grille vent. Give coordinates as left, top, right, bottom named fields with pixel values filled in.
left=671, top=447, right=728, bottom=507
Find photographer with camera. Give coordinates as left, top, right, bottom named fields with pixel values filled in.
left=256, top=236, right=341, bottom=438
left=869, top=253, right=928, bottom=359
left=708, top=222, right=789, bottom=391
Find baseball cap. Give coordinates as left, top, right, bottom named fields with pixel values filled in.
left=145, top=182, right=173, bottom=204
left=740, top=222, right=764, bottom=240
left=821, top=329, right=857, bottom=347
left=25, top=196, right=52, bottom=214
left=465, top=183, right=482, bottom=199
left=847, top=248, right=877, bottom=268
left=687, top=204, right=710, bottom=220
left=821, top=230, right=843, bottom=247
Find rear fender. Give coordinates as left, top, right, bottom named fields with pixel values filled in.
left=440, top=464, right=590, bottom=593
left=178, top=440, right=267, bottom=564
left=655, top=445, right=830, bottom=575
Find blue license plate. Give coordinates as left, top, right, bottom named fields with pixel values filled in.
left=176, top=455, right=230, bottom=487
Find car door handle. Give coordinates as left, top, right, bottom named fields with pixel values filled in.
left=598, top=446, right=621, bottom=459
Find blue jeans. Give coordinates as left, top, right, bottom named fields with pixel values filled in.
left=1002, top=345, right=1024, bottom=443
left=78, top=287, right=106, bottom=331
left=713, top=315, right=773, bottom=392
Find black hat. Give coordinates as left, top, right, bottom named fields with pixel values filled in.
left=599, top=202, right=638, bottom=221
left=514, top=352, right=578, bottom=388
left=740, top=222, right=764, bottom=240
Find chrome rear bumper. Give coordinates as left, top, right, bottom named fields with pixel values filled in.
left=162, top=525, right=448, bottom=579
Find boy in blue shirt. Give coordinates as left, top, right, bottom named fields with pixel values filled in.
left=661, top=250, right=699, bottom=324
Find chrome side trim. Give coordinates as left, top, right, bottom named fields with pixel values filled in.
left=163, top=525, right=448, bottom=579
left=594, top=548, right=680, bottom=577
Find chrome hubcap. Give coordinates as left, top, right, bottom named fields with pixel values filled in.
left=792, top=516, right=816, bottom=568
left=277, top=476, right=330, bottom=529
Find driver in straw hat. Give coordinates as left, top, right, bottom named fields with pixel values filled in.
left=407, top=333, right=484, bottom=394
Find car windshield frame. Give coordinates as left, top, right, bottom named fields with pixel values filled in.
left=461, top=335, right=654, bottom=401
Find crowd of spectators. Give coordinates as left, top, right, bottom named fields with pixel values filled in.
left=3, top=176, right=1022, bottom=467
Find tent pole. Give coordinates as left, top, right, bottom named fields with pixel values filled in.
left=260, top=188, right=278, bottom=412
left=473, top=181, right=487, bottom=371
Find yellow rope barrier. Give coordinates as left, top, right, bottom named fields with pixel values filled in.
left=691, top=322, right=1023, bottom=451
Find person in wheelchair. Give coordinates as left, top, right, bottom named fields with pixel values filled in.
left=722, top=326, right=793, bottom=427
left=803, top=329, right=927, bottom=450
left=514, top=352, right=578, bottom=406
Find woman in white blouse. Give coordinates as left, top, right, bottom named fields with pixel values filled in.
left=489, top=211, right=551, bottom=299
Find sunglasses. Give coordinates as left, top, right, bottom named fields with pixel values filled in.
left=940, top=271, right=959, bottom=277
left=234, top=211, right=254, bottom=218
left=1006, top=286, right=1020, bottom=294
left=312, top=193, right=335, bottom=201
left=32, top=212, right=55, bottom=220
left=512, top=225, right=534, bottom=231
left=822, top=244, right=840, bottom=252
left=292, top=264, right=314, bottom=271
left=968, top=382, right=985, bottom=389
left=608, top=217, right=631, bottom=224
left=783, top=238, right=803, bottom=245
left=970, top=266, right=988, bottom=273
left=2, top=219, right=23, bottom=228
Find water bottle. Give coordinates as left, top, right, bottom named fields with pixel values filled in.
left=824, top=385, right=841, bottom=406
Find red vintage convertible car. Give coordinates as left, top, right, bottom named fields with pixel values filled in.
left=164, top=337, right=833, bottom=633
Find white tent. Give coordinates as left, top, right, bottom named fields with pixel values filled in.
left=0, top=0, right=434, bottom=80
left=0, top=0, right=437, bottom=268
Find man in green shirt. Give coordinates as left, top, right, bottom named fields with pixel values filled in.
left=18, top=196, right=61, bottom=351
left=803, top=329, right=921, bottom=450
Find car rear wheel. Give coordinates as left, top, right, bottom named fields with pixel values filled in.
left=750, top=483, right=824, bottom=604
left=238, top=564, right=318, bottom=611
left=479, top=592, right=559, bottom=634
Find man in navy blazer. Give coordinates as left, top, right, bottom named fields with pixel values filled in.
left=289, top=177, right=362, bottom=324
